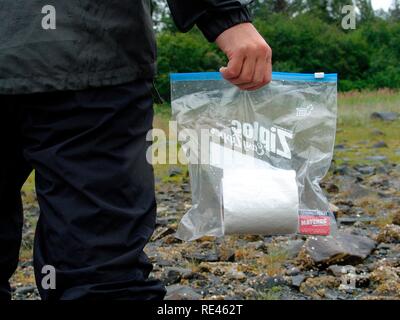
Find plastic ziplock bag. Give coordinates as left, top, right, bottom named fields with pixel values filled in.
left=171, top=72, right=338, bottom=241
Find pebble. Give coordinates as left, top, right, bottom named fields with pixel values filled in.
left=371, top=141, right=388, bottom=149
left=365, top=156, right=388, bottom=162
left=302, top=231, right=376, bottom=267
left=370, top=112, right=399, bottom=122
left=291, top=275, right=306, bottom=288
left=165, top=285, right=202, bottom=300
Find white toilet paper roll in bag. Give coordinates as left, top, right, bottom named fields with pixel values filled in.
left=222, top=167, right=299, bottom=235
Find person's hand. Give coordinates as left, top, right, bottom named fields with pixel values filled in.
left=215, top=23, right=272, bottom=91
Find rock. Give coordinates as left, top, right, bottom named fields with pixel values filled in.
left=284, top=239, right=305, bottom=259
left=151, top=226, right=175, bottom=241
left=335, top=144, right=347, bottom=150
left=392, top=212, right=400, bottom=226
left=162, top=267, right=193, bottom=285
left=291, top=275, right=306, bottom=288
left=365, top=155, right=388, bottom=162
left=156, top=215, right=178, bottom=227
left=286, top=266, right=301, bottom=276
left=243, top=288, right=257, bottom=299
left=155, top=259, right=176, bottom=267
left=254, top=241, right=267, bottom=252
left=328, top=265, right=356, bottom=277
left=370, top=266, right=400, bottom=298
left=376, top=224, right=400, bottom=243
left=377, top=243, right=393, bottom=250
left=334, top=165, right=360, bottom=177
left=299, top=276, right=340, bottom=299
left=371, top=112, right=399, bottom=122
left=336, top=204, right=352, bottom=216
left=376, top=166, right=389, bottom=174
left=338, top=216, right=375, bottom=226
left=343, top=184, right=376, bottom=200
left=156, top=205, right=168, bottom=214
left=371, top=141, right=388, bottom=149
left=183, top=251, right=219, bottom=263
left=325, top=183, right=339, bottom=193
left=182, top=183, right=191, bottom=193
left=217, top=247, right=235, bottom=262
left=300, top=231, right=376, bottom=267
left=371, top=129, right=385, bottom=136
left=354, top=165, right=376, bottom=175
left=168, top=166, right=183, bottom=177
left=254, top=275, right=287, bottom=290
left=162, top=234, right=182, bottom=245
left=226, top=267, right=246, bottom=281
left=165, top=285, right=202, bottom=300
left=15, top=286, right=35, bottom=295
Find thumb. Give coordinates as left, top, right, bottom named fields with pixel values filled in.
left=219, top=55, right=243, bottom=80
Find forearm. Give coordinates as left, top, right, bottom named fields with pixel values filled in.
left=167, top=0, right=253, bottom=41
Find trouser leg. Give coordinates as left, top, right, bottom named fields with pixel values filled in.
left=19, top=81, right=165, bottom=300
left=0, top=98, right=32, bottom=299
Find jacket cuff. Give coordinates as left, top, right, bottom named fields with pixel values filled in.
left=196, top=7, right=252, bottom=42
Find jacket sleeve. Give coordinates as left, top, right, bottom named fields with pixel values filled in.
left=166, top=0, right=253, bottom=42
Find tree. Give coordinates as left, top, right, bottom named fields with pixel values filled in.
left=356, top=0, right=375, bottom=22
left=151, top=0, right=176, bottom=33
left=390, top=0, right=400, bottom=21
left=250, top=0, right=304, bottom=18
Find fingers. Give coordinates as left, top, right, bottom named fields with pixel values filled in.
left=229, top=56, right=256, bottom=87
left=220, top=54, right=245, bottom=80
left=239, top=58, right=267, bottom=90
left=245, top=54, right=273, bottom=91
left=221, top=43, right=273, bottom=91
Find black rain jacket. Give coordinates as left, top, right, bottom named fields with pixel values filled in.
left=0, top=0, right=251, bottom=94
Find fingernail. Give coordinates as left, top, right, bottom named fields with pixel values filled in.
left=219, top=67, right=227, bottom=73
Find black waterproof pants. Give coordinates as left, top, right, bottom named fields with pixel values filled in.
left=0, top=80, right=166, bottom=300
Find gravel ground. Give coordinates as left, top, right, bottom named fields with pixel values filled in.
left=12, top=158, right=400, bottom=300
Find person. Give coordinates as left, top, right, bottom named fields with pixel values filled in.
left=0, top=0, right=272, bottom=300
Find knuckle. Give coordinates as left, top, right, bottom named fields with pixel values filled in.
left=238, top=45, right=248, bottom=54
left=224, top=70, right=233, bottom=77
left=257, top=43, right=268, bottom=53
left=230, top=69, right=240, bottom=78
left=225, top=68, right=239, bottom=78
left=242, top=43, right=257, bottom=54
left=263, top=44, right=272, bottom=58
left=249, top=44, right=258, bottom=52
left=242, top=74, right=253, bottom=83
left=256, top=42, right=271, bottom=56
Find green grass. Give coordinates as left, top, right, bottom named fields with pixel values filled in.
left=336, top=89, right=400, bottom=166
left=338, top=89, right=400, bottom=126
left=21, top=172, right=34, bottom=193
left=256, top=286, right=282, bottom=300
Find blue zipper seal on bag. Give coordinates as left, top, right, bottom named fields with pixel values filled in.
left=170, top=71, right=338, bottom=83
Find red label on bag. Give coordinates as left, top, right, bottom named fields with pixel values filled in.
left=299, top=215, right=331, bottom=236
